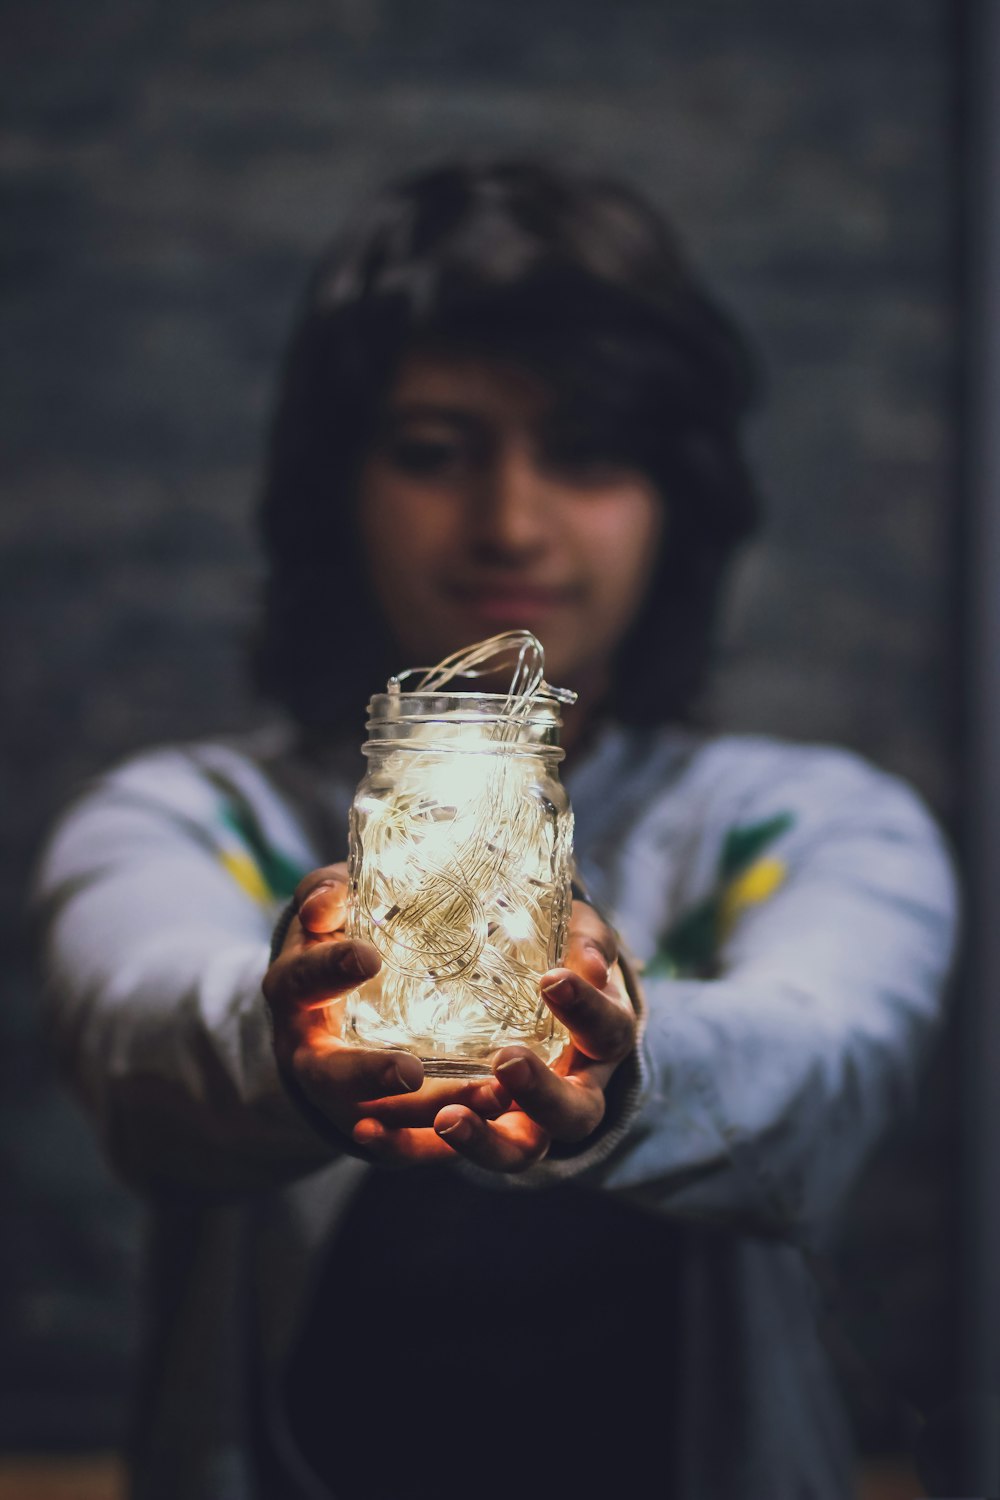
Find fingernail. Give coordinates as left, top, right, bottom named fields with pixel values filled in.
left=437, top=1117, right=471, bottom=1143
left=542, top=975, right=577, bottom=1007
left=300, top=884, right=343, bottom=927
left=495, top=1057, right=531, bottom=1090
left=393, top=1056, right=423, bottom=1093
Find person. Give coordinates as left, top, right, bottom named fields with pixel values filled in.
left=34, top=158, right=958, bottom=1499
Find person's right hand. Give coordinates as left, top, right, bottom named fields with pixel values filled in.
left=262, top=863, right=508, bottom=1162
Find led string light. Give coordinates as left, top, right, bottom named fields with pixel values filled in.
left=347, top=632, right=576, bottom=1062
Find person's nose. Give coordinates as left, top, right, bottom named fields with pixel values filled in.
left=471, top=444, right=555, bottom=560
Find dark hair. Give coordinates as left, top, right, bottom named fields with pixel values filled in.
left=254, top=157, right=762, bottom=729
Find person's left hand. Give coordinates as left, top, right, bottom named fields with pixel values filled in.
left=355, top=899, right=637, bottom=1172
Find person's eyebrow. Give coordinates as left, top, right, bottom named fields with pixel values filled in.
left=383, top=402, right=485, bottom=430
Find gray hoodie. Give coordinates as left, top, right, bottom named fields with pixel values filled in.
left=35, top=722, right=959, bottom=1499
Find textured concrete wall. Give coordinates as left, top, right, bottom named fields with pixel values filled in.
left=0, top=0, right=957, bottom=1450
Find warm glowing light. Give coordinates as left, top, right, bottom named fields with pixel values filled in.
left=345, top=632, right=576, bottom=1074
left=497, top=906, right=536, bottom=943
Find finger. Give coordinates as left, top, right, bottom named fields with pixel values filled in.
left=263, top=938, right=381, bottom=1016
left=296, top=864, right=350, bottom=935
left=432, top=1105, right=550, bottom=1173
left=351, top=1118, right=459, bottom=1165
left=492, top=1047, right=607, bottom=1143
left=360, top=1073, right=511, bottom=1126
left=293, top=862, right=349, bottom=910
left=564, top=900, right=619, bottom=988
left=540, top=965, right=635, bottom=1063
left=292, top=1040, right=425, bottom=1115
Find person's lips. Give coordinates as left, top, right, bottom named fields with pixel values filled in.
left=444, top=581, right=580, bottom=623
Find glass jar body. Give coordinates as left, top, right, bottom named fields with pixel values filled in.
left=345, top=694, right=574, bottom=1075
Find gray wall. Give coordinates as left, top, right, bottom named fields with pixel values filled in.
left=0, top=0, right=958, bottom=1451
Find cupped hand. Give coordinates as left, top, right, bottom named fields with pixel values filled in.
left=354, top=898, right=638, bottom=1174
left=263, top=864, right=507, bottom=1163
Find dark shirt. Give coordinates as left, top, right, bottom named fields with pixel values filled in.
left=284, top=1164, right=680, bottom=1499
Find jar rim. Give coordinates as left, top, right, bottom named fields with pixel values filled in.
left=363, top=691, right=565, bottom=756
left=367, top=690, right=564, bottom=720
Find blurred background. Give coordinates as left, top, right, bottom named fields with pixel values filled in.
left=0, top=0, right=982, bottom=1494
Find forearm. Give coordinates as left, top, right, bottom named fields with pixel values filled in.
left=583, top=971, right=937, bottom=1240
left=44, top=920, right=336, bottom=1197
left=495, top=759, right=959, bottom=1241
left=35, top=762, right=337, bottom=1198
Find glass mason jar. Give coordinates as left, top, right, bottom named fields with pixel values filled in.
left=345, top=690, right=574, bottom=1075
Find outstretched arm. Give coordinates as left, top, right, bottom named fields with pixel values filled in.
left=559, top=751, right=960, bottom=1245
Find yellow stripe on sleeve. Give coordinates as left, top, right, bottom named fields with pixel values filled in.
left=219, top=849, right=272, bottom=904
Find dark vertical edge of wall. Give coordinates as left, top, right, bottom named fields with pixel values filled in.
left=960, top=0, right=1000, bottom=1486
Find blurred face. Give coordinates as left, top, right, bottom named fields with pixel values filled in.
left=357, top=353, right=664, bottom=719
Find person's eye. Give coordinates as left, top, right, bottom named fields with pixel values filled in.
left=385, top=436, right=469, bottom=477
left=543, top=446, right=631, bottom=488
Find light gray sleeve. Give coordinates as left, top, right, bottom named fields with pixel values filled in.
left=508, top=750, right=959, bottom=1247
left=32, top=753, right=338, bottom=1197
